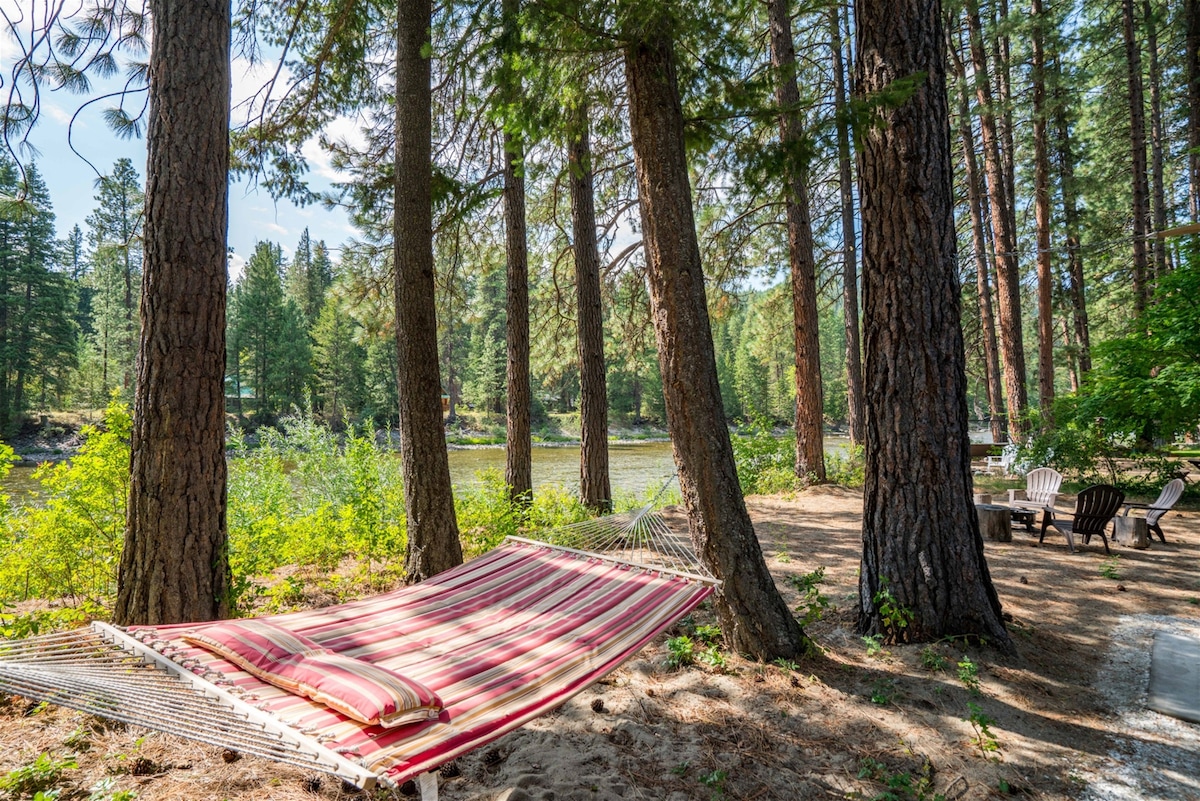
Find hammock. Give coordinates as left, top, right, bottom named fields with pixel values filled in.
left=0, top=506, right=716, bottom=797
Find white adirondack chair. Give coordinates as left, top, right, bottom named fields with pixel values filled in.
left=985, top=443, right=1020, bottom=476
left=1008, top=467, right=1063, bottom=534
left=1121, top=478, right=1185, bottom=543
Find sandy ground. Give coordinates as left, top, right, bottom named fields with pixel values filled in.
left=2, top=487, right=1199, bottom=801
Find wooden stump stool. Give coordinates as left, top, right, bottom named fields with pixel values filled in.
left=976, top=504, right=1012, bottom=543
left=973, top=493, right=992, bottom=505
left=1114, top=515, right=1149, bottom=549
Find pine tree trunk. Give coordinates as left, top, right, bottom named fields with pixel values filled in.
left=1144, top=0, right=1168, bottom=275
left=1188, top=0, right=1200, bottom=221
left=1123, top=0, right=1150, bottom=314
left=1030, top=0, right=1054, bottom=423
left=831, top=4, right=864, bottom=448
left=855, top=0, right=1012, bottom=652
left=964, top=0, right=1027, bottom=441
left=395, top=0, right=462, bottom=581
left=569, top=109, right=612, bottom=512
left=949, top=32, right=1005, bottom=445
left=503, top=130, right=533, bottom=506
left=991, top=0, right=1017, bottom=261
left=1051, top=53, right=1091, bottom=375
left=114, top=0, right=230, bottom=625
left=624, top=25, right=808, bottom=661
left=501, top=0, right=532, bottom=506
left=768, top=0, right=825, bottom=484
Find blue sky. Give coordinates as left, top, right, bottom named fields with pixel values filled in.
left=6, top=41, right=361, bottom=278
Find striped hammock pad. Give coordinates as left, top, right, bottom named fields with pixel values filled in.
left=133, top=539, right=714, bottom=787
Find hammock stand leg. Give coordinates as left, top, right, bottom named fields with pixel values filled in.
left=419, top=771, right=438, bottom=800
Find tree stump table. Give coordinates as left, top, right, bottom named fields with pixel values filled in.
left=976, top=504, right=1012, bottom=543
left=1113, top=515, right=1150, bottom=549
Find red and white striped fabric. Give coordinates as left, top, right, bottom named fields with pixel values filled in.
left=140, top=540, right=713, bottom=786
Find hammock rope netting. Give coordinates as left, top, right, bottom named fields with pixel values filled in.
left=0, top=505, right=716, bottom=792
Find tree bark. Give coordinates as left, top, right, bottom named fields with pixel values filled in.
left=395, top=0, right=462, bottom=581
left=991, top=0, right=1017, bottom=263
left=1122, top=0, right=1150, bottom=314
left=624, top=24, right=808, bottom=661
left=768, top=0, right=825, bottom=484
left=949, top=29, right=1005, bottom=445
left=569, top=107, right=612, bottom=512
left=1030, top=0, right=1054, bottom=423
left=114, top=0, right=230, bottom=626
left=1143, top=0, right=1168, bottom=275
left=502, top=0, right=532, bottom=506
left=855, top=0, right=1012, bottom=652
left=503, top=130, right=533, bottom=506
left=1188, top=0, right=1200, bottom=221
left=1051, top=53, right=1091, bottom=375
left=831, top=3, right=864, bottom=448
left=964, top=0, right=1027, bottom=441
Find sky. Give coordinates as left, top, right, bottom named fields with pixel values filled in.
left=1, top=10, right=363, bottom=278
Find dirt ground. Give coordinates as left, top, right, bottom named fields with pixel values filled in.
left=2, top=487, right=1198, bottom=801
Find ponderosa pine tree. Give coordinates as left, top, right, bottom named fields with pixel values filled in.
left=395, top=0, right=462, bottom=580
left=624, top=9, right=808, bottom=661
left=568, top=104, right=612, bottom=511
left=856, top=0, right=1012, bottom=651
left=115, top=0, right=231, bottom=625
left=767, top=0, right=825, bottom=484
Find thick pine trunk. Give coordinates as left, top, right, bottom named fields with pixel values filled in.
left=768, top=0, right=825, bottom=483
left=964, top=0, right=1027, bottom=441
left=1188, top=0, right=1200, bottom=221
left=991, top=0, right=1017, bottom=263
left=1030, top=0, right=1054, bottom=422
left=855, top=0, right=1012, bottom=652
left=503, top=130, right=533, bottom=506
left=831, top=4, right=864, bottom=448
left=114, top=0, right=230, bottom=626
left=1122, top=0, right=1150, bottom=314
left=395, top=0, right=462, bottom=581
left=569, top=110, right=612, bottom=512
left=624, top=27, right=807, bottom=661
left=950, top=34, right=1005, bottom=445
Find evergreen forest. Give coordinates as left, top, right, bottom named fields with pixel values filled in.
left=0, top=0, right=1196, bottom=457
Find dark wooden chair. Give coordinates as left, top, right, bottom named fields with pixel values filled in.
left=1040, top=484, right=1125, bottom=554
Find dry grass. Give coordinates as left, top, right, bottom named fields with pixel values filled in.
left=3, top=489, right=1199, bottom=800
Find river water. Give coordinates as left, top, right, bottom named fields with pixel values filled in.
left=2, top=436, right=856, bottom=504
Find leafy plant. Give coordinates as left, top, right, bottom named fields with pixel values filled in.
left=874, top=584, right=914, bottom=635
left=1100, top=556, right=1121, bottom=580
left=790, top=567, right=834, bottom=627
left=919, top=646, right=947, bottom=672
left=731, top=425, right=798, bottom=494
left=857, top=758, right=944, bottom=801
left=965, top=702, right=1002, bottom=758
left=863, top=633, right=885, bottom=657
left=957, top=657, right=981, bottom=695
left=0, top=753, right=78, bottom=799
left=698, top=768, right=728, bottom=799
left=666, top=635, right=696, bottom=669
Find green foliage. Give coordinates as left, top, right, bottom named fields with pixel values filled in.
left=965, top=702, right=1001, bottom=758
left=0, top=401, right=130, bottom=605
left=789, top=567, right=834, bottom=627
left=857, top=757, right=944, bottom=801
left=862, top=633, right=885, bottom=658
left=874, top=585, right=914, bottom=636
left=1099, top=556, right=1121, bottom=580
left=87, top=778, right=136, bottom=801
left=957, top=657, right=981, bottom=695
left=666, top=635, right=696, bottom=669
left=919, top=646, right=948, bottom=672
left=226, top=413, right=407, bottom=607
left=1018, top=421, right=1187, bottom=497
left=1066, top=243, right=1200, bottom=445
left=731, top=426, right=797, bottom=495
left=0, top=753, right=77, bottom=799
left=826, top=444, right=866, bottom=488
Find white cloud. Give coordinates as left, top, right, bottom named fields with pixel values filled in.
left=227, top=251, right=246, bottom=283
left=300, top=115, right=368, bottom=182
left=43, top=103, right=74, bottom=126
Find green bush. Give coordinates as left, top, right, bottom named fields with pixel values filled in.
left=731, top=426, right=798, bottom=494
left=0, top=402, right=130, bottom=606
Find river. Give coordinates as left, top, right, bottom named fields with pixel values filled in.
left=2, top=436, right=857, bottom=504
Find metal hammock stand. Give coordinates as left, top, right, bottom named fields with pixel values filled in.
left=0, top=501, right=716, bottom=799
